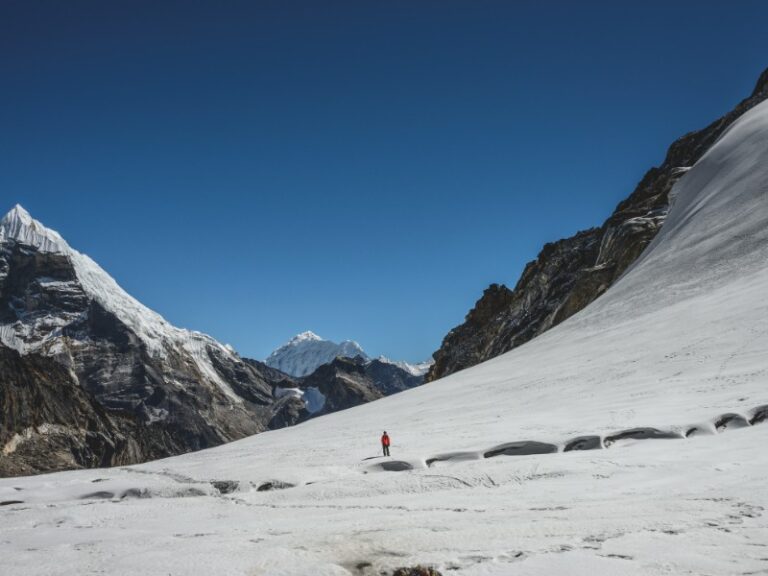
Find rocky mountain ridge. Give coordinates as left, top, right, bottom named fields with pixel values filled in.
left=0, top=204, right=288, bottom=476
left=244, top=355, right=425, bottom=429
left=425, top=67, right=768, bottom=382
left=0, top=208, right=420, bottom=477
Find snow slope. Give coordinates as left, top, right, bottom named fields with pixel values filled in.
left=3, top=100, right=768, bottom=575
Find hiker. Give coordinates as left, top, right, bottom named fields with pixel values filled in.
left=381, top=431, right=391, bottom=456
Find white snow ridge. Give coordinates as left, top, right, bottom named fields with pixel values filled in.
left=3, top=101, right=768, bottom=575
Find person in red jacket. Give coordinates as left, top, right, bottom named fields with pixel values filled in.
left=381, top=431, right=391, bottom=456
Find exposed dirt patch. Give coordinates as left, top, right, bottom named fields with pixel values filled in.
left=392, top=567, right=443, bottom=576
left=750, top=405, right=768, bottom=425
left=378, top=461, right=414, bottom=472
left=425, top=452, right=480, bottom=467
left=484, top=441, right=557, bottom=458
left=564, top=435, right=603, bottom=451
left=715, top=413, right=750, bottom=431
left=256, top=480, right=296, bottom=491
left=120, top=488, right=150, bottom=499
left=79, top=491, right=115, bottom=500
left=604, top=428, right=681, bottom=447
left=211, top=480, right=239, bottom=494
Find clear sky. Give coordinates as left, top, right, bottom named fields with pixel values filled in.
left=1, top=1, right=766, bottom=362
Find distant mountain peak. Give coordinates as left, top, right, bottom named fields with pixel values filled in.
left=266, top=332, right=368, bottom=377
left=290, top=331, right=323, bottom=343
left=266, top=331, right=431, bottom=379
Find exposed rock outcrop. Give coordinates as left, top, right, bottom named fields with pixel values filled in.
left=263, top=355, right=426, bottom=428
left=426, top=67, right=768, bottom=382
left=364, top=358, right=424, bottom=395
left=299, top=356, right=384, bottom=416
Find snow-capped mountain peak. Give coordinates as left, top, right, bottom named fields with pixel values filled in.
left=266, top=331, right=432, bottom=379
left=289, top=330, right=324, bottom=344
left=0, top=205, right=245, bottom=402
left=265, top=332, right=368, bottom=377
left=0, top=204, right=68, bottom=253
left=0, top=206, right=172, bottom=353
left=2, top=204, right=32, bottom=227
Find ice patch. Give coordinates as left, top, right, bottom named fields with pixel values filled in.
left=302, top=387, right=326, bottom=414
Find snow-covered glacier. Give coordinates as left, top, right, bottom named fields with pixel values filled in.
left=2, top=100, right=768, bottom=575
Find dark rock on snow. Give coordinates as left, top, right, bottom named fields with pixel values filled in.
left=392, top=567, right=443, bottom=576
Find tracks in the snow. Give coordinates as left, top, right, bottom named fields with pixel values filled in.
left=372, top=403, right=768, bottom=472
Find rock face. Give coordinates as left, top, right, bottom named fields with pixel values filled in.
left=364, top=358, right=425, bottom=395
left=299, top=355, right=427, bottom=412
left=0, top=207, right=309, bottom=477
left=0, top=346, right=136, bottom=477
left=426, top=67, right=768, bottom=382
left=300, top=357, right=384, bottom=416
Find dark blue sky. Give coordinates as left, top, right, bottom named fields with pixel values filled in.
left=1, top=1, right=766, bottom=362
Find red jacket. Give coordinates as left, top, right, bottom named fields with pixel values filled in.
left=381, top=434, right=390, bottom=447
